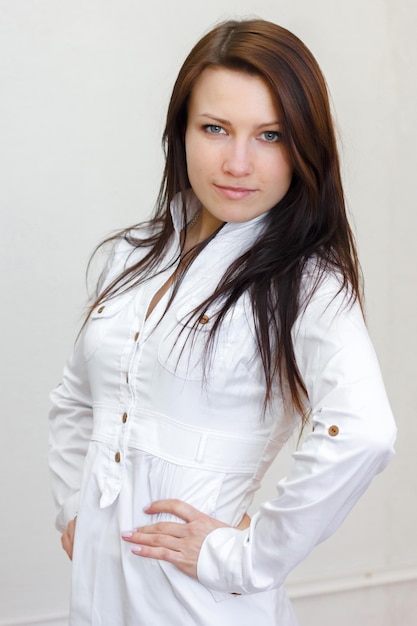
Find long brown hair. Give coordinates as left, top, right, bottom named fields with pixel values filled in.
left=88, top=19, right=362, bottom=421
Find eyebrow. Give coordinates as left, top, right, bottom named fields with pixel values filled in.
left=198, top=113, right=281, bottom=129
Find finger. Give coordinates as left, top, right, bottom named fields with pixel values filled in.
left=131, top=543, right=197, bottom=578
left=130, top=535, right=198, bottom=578
left=126, top=530, right=182, bottom=551
left=67, top=518, right=77, bottom=542
left=61, top=531, right=73, bottom=560
left=144, top=499, right=203, bottom=523
left=131, top=542, right=184, bottom=564
left=121, top=523, right=187, bottom=544
left=136, top=521, right=188, bottom=537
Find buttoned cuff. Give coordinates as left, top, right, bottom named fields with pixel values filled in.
left=55, top=491, right=80, bottom=533
left=197, top=526, right=251, bottom=597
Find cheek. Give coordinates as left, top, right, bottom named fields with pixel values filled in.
left=280, top=151, right=294, bottom=182
left=186, top=142, right=215, bottom=183
left=281, top=163, right=293, bottom=187
left=185, top=154, right=200, bottom=187
left=272, top=155, right=293, bottom=187
left=185, top=137, right=202, bottom=174
left=263, top=162, right=293, bottom=202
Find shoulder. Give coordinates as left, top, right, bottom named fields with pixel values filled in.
left=299, top=258, right=360, bottom=316
left=95, top=221, right=159, bottom=293
left=293, top=261, right=364, bottom=348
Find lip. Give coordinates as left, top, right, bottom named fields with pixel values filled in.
left=214, top=184, right=257, bottom=200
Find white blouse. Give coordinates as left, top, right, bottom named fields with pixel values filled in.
left=49, top=194, right=396, bottom=626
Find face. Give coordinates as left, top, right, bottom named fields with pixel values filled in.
left=185, top=67, right=293, bottom=235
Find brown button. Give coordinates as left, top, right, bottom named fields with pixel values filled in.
left=122, top=412, right=127, bottom=423
left=134, top=331, right=140, bottom=342
left=126, top=373, right=129, bottom=384
left=115, top=451, right=121, bottom=463
left=328, top=425, right=339, bottom=437
left=97, top=305, right=105, bottom=314
left=199, top=314, right=210, bottom=324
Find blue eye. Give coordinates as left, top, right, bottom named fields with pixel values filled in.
left=261, top=131, right=282, bottom=143
left=203, top=124, right=225, bottom=135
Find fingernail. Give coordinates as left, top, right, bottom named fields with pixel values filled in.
left=143, top=503, right=152, bottom=512
left=132, top=546, right=142, bottom=554
left=121, top=531, right=133, bottom=538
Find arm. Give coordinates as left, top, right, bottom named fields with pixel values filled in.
left=48, top=236, right=125, bottom=533
left=49, top=336, right=93, bottom=533
left=196, top=276, right=397, bottom=594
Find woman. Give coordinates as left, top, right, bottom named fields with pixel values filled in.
left=49, top=19, right=396, bottom=626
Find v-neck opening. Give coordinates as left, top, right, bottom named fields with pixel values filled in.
left=144, top=275, right=175, bottom=325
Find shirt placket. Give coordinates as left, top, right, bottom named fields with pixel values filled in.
left=112, top=263, right=178, bottom=477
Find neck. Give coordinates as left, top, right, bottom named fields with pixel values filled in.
left=182, top=208, right=224, bottom=253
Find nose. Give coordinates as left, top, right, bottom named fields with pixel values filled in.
left=222, top=139, right=253, bottom=177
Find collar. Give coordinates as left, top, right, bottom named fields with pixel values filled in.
left=170, top=189, right=201, bottom=235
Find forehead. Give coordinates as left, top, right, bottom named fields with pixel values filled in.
left=188, top=66, right=279, bottom=118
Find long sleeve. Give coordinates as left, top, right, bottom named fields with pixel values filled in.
left=49, top=335, right=93, bottom=532
left=197, top=275, right=397, bottom=595
left=48, top=238, right=127, bottom=532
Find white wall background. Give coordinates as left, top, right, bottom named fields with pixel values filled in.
left=0, top=1, right=415, bottom=624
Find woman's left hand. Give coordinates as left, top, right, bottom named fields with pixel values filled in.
left=121, top=499, right=250, bottom=579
